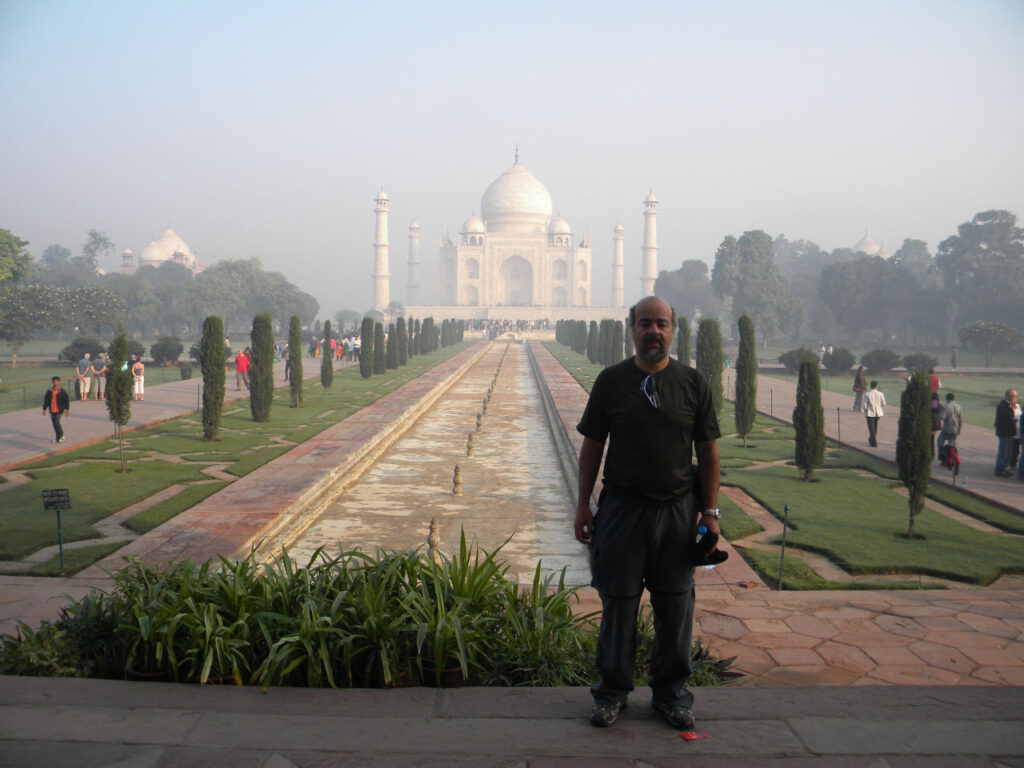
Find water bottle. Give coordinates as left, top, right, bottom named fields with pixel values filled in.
left=695, top=524, right=707, bottom=544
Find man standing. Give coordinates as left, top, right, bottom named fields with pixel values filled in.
left=937, top=392, right=962, bottom=458
left=852, top=365, right=867, bottom=411
left=235, top=349, right=250, bottom=391
left=862, top=380, right=886, bottom=447
left=91, top=353, right=107, bottom=401
left=994, top=389, right=1018, bottom=477
left=76, top=352, right=92, bottom=401
left=574, top=296, right=721, bottom=731
left=42, top=376, right=70, bottom=443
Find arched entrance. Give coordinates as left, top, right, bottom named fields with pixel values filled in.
left=499, top=255, right=533, bottom=306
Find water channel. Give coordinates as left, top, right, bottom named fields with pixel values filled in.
left=285, top=342, right=591, bottom=586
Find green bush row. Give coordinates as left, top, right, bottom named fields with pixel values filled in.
left=0, top=532, right=736, bottom=688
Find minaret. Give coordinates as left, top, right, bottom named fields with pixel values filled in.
left=407, top=220, right=421, bottom=305
left=641, top=191, right=658, bottom=297
left=612, top=224, right=624, bottom=308
left=373, top=189, right=390, bottom=313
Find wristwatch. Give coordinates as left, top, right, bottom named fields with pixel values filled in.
left=701, top=508, right=721, bottom=519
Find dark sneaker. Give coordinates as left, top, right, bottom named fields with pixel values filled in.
left=653, top=702, right=695, bottom=730
left=589, top=699, right=626, bottom=728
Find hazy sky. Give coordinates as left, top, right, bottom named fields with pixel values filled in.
left=2, top=0, right=1022, bottom=318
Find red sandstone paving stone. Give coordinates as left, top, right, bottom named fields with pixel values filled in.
left=812, top=606, right=876, bottom=621
left=862, top=645, right=925, bottom=666
left=716, top=604, right=776, bottom=620
left=816, top=641, right=875, bottom=673
left=1003, top=641, right=1024, bottom=662
left=782, top=614, right=840, bottom=639
left=742, top=618, right=790, bottom=633
left=759, top=665, right=861, bottom=686
left=767, top=647, right=824, bottom=666
left=872, top=613, right=929, bottom=638
left=926, top=630, right=1011, bottom=649
left=697, top=614, right=748, bottom=640
left=960, top=646, right=1024, bottom=667
left=972, top=666, right=1024, bottom=685
left=913, top=614, right=975, bottom=632
left=956, top=611, right=1021, bottom=639
left=831, top=629, right=914, bottom=648
left=868, top=665, right=963, bottom=685
left=884, top=604, right=958, bottom=618
left=968, top=601, right=1024, bottom=620
left=908, top=641, right=977, bottom=673
left=739, top=631, right=821, bottom=649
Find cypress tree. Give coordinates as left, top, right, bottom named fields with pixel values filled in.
left=396, top=317, right=408, bottom=366
left=734, top=314, right=758, bottom=447
left=360, top=316, right=374, bottom=379
left=611, top=320, right=623, bottom=364
left=696, top=318, right=724, bottom=416
left=373, top=322, right=386, bottom=374
left=586, top=321, right=599, bottom=364
left=623, top=316, right=634, bottom=358
left=249, top=312, right=274, bottom=422
left=677, top=316, right=691, bottom=365
left=320, top=320, right=334, bottom=392
left=897, top=370, right=931, bottom=538
left=200, top=315, right=225, bottom=440
left=288, top=314, right=302, bottom=407
left=386, top=323, right=398, bottom=369
left=793, top=356, right=825, bottom=481
left=106, top=326, right=133, bottom=471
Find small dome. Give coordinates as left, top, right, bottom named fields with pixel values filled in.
left=645, top=191, right=658, bottom=203
left=614, top=223, right=623, bottom=232
left=549, top=216, right=571, bottom=235
left=463, top=215, right=486, bottom=234
left=409, top=220, right=420, bottom=231
left=376, top=189, right=389, bottom=201
left=138, top=239, right=168, bottom=266
left=853, top=231, right=880, bottom=255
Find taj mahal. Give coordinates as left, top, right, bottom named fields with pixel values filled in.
left=373, top=152, right=661, bottom=324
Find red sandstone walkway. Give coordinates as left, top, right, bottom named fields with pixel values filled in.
left=1, top=342, right=1022, bottom=687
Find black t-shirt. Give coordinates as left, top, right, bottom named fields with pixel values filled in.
left=577, top=357, right=720, bottom=504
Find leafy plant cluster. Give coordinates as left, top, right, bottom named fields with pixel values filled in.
left=0, top=534, right=736, bottom=689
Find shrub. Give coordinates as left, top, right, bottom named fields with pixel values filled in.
left=793, top=358, right=825, bottom=481
left=359, top=317, right=374, bottom=379
left=200, top=316, right=225, bottom=440
left=320, top=320, right=333, bottom=392
left=58, top=337, right=105, bottom=363
left=897, top=372, right=931, bottom=539
left=179, top=362, right=192, bottom=380
left=734, top=315, right=757, bottom=446
left=373, top=322, right=386, bottom=374
left=860, top=348, right=901, bottom=375
left=150, top=336, right=183, bottom=366
left=901, top=353, right=938, bottom=374
left=778, top=347, right=814, bottom=374
left=249, top=312, right=274, bottom=422
left=288, top=315, right=303, bottom=407
left=821, top=347, right=855, bottom=375
left=696, top=318, right=723, bottom=416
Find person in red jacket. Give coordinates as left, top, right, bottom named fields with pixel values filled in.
left=235, top=349, right=250, bottom=391
left=42, top=376, right=71, bottom=443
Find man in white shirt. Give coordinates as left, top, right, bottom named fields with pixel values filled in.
left=862, top=380, right=886, bottom=448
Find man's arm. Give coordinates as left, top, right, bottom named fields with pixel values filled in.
left=574, top=436, right=605, bottom=544
left=696, top=439, right=721, bottom=536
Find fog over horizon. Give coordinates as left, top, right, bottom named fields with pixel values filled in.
left=2, top=0, right=1022, bottom=320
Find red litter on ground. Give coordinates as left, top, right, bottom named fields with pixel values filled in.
left=680, top=732, right=710, bottom=741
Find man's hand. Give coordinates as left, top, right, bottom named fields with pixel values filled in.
left=574, top=506, right=594, bottom=545
left=698, top=513, right=721, bottom=537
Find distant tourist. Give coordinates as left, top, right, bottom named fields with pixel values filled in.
left=994, top=389, right=1018, bottom=476
left=131, top=356, right=146, bottom=401
left=862, top=380, right=886, bottom=448
left=950, top=347, right=958, bottom=369
left=937, top=392, right=962, bottom=459
left=930, top=393, right=944, bottom=458
left=927, top=369, right=941, bottom=394
left=235, top=349, right=250, bottom=391
left=76, top=352, right=92, bottom=401
left=42, top=376, right=70, bottom=443
left=91, top=354, right=107, bottom=401
left=852, top=365, right=867, bottom=411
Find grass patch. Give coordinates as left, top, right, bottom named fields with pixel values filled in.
left=124, top=482, right=229, bottom=535
left=719, top=494, right=762, bottom=541
left=3, top=344, right=471, bottom=564
left=13, top=541, right=127, bottom=577
left=741, top=547, right=943, bottom=591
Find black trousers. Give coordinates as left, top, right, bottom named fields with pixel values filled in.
left=588, top=488, right=698, bottom=708
left=866, top=416, right=880, bottom=446
left=50, top=412, right=64, bottom=441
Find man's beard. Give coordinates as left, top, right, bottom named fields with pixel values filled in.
left=637, top=340, right=668, bottom=364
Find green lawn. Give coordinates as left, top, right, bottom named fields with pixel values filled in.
left=545, top=343, right=1024, bottom=587
left=0, top=343, right=470, bottom=572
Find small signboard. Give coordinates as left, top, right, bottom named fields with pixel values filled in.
left=41, top=488, right=71, bottom=512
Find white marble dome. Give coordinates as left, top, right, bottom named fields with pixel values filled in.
left=138, top=228, right=195, bottom=269
left=549, top=216, right=571, bottom=234
left=853, top=231, right=880, bottom=255
left=463, top=215, right=486, bottom=234
left=480, top=162, right=553, bottom=233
